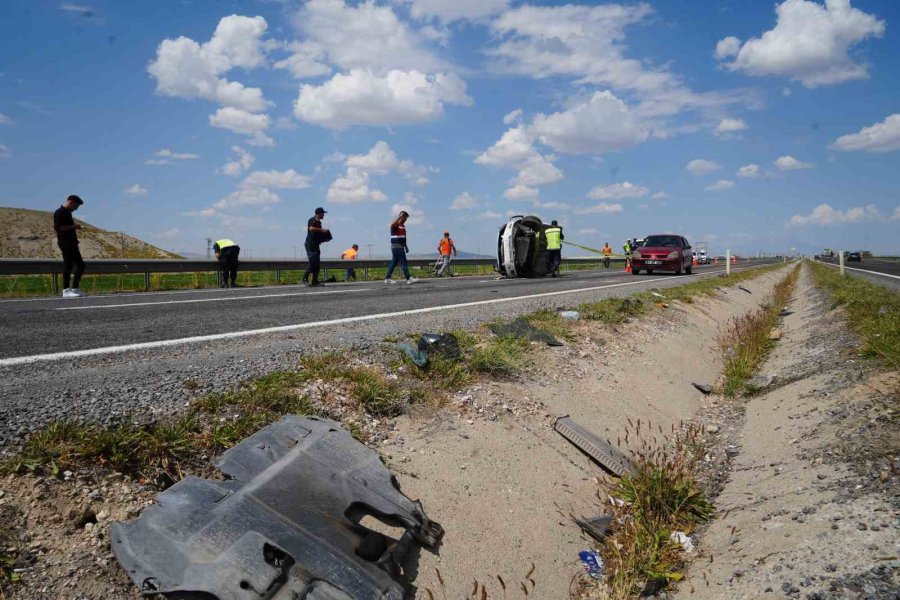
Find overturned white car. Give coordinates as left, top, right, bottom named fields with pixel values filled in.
left=497, top=215, right=553, bottom=278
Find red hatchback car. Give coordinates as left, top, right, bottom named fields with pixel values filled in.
left=631, top=234, right=694, bottom=275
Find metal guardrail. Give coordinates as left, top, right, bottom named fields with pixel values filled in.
left=0, top=256, right=624, bottom=294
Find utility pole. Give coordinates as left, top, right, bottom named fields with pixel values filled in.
left=206, top=237, right=213, bottom=259
left=367, top=244, right=374, bottom=259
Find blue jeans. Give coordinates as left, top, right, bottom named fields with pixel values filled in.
left=386, top=247, right=410, bottom=280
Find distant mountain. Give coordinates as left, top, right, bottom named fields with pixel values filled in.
left=0, top=207, right=182, bottom=259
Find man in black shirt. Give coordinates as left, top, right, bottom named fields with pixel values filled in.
left=53, top=195, right=87, bottom=297
left=302, top=207, right=330, bottom=286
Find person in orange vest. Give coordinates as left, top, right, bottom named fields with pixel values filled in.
left=602, top=242, right=613, bottom=268
left=341, top=244, right=359, bottom=282
left=436, top=231, right=457, bottom=277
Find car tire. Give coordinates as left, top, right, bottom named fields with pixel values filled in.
left=685, top=265, right=693, bottom=274
left=632, top=269, right=641, bottom=275
left=674, top=264, right=682, bottom=275
left=647, top=270, right=654, bottom=275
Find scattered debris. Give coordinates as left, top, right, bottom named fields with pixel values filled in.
left=692, top=382, right=714, bottom=395
left=670, top=531, right=695, bottom=553
left=417, top=333, right=462, bottom=360
left=399, top=342, right=429, bottom=368
left=651, top=292, right=666, bottom=299
left=738, top=286, right=752, bottom=294
left=554, top=415, right=633, bottom=476
left=746, top=374, right=775, bottom=389
left=575, top=515, right=613, bottom=542
left=706, top=425, right=719, bottom=434
left=559, top=310, right=580, bottom=321
left=578, top=550, right=604, bottom=579
left=768, top=328, right=782, bottom=340
left=111, top=416, right=443, bottom=600
left=780, top=309, right=793, bottom=317
left=489, top=317, right=562, bottom=346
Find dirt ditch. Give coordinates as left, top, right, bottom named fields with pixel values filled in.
left=3, top=264, right=894, bottom=600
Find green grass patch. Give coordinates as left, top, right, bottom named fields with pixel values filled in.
left=525, top=308, right=577, bottom=341
left=577, top=297, right=648, bottom=324
left=809, top=261, right=900, bottom=368
left=718, top=265, right=799, bottom=396
left=468, top=336, right=529, bottom=376
left=600, top=423, right=713, bottom=599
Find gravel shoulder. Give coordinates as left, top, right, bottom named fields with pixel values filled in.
left=674, top=264, right=899, bottom=600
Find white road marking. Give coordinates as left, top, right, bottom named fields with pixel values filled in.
left=54, top=288, right=373, bottom=310
left=0, top=263, right=769, bottom=367
left=818, top=261, right=900, bottom=280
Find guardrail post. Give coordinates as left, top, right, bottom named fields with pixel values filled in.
left=275, top=269, right=281, bottom=285
left=839, top=250, right=845, bottom=276
left=52, top=273, right=59, bottom=295
left=144, top=272, right=151, bottom=291
left=726, top=249, right=731, bottom=275
left=216, top=270, right=222, bottom=288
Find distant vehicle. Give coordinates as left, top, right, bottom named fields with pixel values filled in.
left=631, top=234, right=694, bottom=275
left=698, top=249, right=709, bottom=264
left=822, top=248, right=834, bottom=258
left=846, top=251, right=862, bottom=262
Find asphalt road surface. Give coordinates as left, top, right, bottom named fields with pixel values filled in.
left=0, top=260, right=774, bottom=364
left=815, top=257, right=900, bottom=290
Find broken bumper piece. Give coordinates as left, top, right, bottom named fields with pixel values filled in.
left=111, top=415, right=443, bottom=600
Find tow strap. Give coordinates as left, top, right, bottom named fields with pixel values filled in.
left=562, top=240, right=623, bottom=258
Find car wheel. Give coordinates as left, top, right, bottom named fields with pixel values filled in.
left=647, top=270, right=654, bottom=275
left=685, top=264, right=693, bottom=274
left=674, top=264, right=682, bottom=275
left=632, top=269, right=641, bottom=275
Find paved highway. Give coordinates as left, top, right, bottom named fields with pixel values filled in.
left=815, top=257, right=900, bottom=290
left=0, top=260, right=774, bottom=364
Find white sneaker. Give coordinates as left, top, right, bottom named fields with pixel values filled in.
left=407, top=277, right=419, bottom=284
left=72, top=288, right=88, bottom=297
left=384, top=279, right=395, bottom=284
left=62, top=288, right=76, bottom=298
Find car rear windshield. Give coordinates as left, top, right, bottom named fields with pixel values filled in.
left=642, top=235, right=683, bottom=248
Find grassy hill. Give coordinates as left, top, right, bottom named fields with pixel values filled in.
left=0, top=207, right=182, bottom=259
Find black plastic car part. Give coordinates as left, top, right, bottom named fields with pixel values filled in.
left=111, top=415, right=443, bottom=600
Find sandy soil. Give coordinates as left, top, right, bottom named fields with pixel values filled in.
left=674, top=266, right=898, bottom=600
left=0, top=268, right=803, bottom=599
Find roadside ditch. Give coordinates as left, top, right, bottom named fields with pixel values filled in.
left=0, top=263, right=804, bottom=599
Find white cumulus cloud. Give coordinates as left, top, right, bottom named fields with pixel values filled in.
left=327, top=168, right=388, bottom=204
left=715, top=117, right=748, bottom=136
left=404, top=0, right=510, bottom=23
left=146, top=148, right=199, bottom=165
left=240, top=169, right=311, bottom=190
left=715, top=0, right=885, bottom=87
left=221, top=146, right=254, bottom=176
left=293, top=69, right=472, bottom=130
left=503, top=184, right=539, bottom=200
left=209, top=107, right=273, bottom=147
left=651, top=191, right=668, bottom=200
left=686, top=159, right=721, bottom=176
left=829, top=114, right=900, bottom=153
left=587, top=181, right=648, bottom=201
left=530, top=91, right=648, bottom=154
left=775, top=155, right=813, bottom=170
left=451, top=192, right=478, bottom=210
left=575, top=202, right=623, bottom=215
left=705, top=179, right=735, bottom=191
left=890, top=206, right=900, bottom=221
left=738, top=164, right=761, bottom=177
left=788, top=203, right=881, bottom=226
left=124, top=184, right=148, bottom=196
left=213, top=187, right=280, bottom=210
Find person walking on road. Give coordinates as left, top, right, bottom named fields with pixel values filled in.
left=303, top=207, right=330, bottom=287
left=213, top=239, right=240, bottom=288
left=384, top=211, right=418, bottom=285
left=545, top=220, right=564, bottom=277
left=341, top=244, right=359, bottom=282
left=53, top=194, right=87, bottom=297
left=602, top=242, right=613, bottom=268
left=435, top=231, right=457, bottom=277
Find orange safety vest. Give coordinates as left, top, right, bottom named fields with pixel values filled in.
left=439, top=238, right=454, bottom=256
left=341, top=248, right=358, bottom=259
left=602, top=246, right=612, bottom=256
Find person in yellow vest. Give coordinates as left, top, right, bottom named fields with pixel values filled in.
left=341, top=244, right=359, bottom=282
left=436, top=231, right=457, bottom=277
left=213, top=239, right=240, bottom=288
left=602, top=242, right=613, bottom=268
left=545, top=220, right=564, bottom=277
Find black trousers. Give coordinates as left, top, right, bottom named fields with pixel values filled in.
left=548, top=249, right=562, bottom=274
left=218, top=246, right=240, bottom=286
left=303, top=243, right=321, bottom=284
left=58, top=241, right=85, bottom=289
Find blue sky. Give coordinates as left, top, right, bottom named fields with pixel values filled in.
left=1, top=0, right=898, bottom=257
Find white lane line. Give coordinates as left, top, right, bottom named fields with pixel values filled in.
left=54, top=288, right=373, bottom=310
left=0, top=278, right=667, bottom=367
left=818, top=261, right=900, bottom=280
left=0, top=264, right=770, bottom=367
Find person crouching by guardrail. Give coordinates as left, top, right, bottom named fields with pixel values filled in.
left=545, top=220, right=563, bottom=277
left=213, top=239, right=240, bottom=288
left=54, top=194, right=87, bottom=298
left=384, top=211, right=418, bottom=285
left=341, top=244, right=359, bottom=281
left=303, top=207, right=331, bottom=287
left=436, top=231, right=457, bottom=277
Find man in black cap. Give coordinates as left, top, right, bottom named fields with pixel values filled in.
left=303, top=207, right=330, bottom=286
left=53, top=194, right=87, bottom=297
